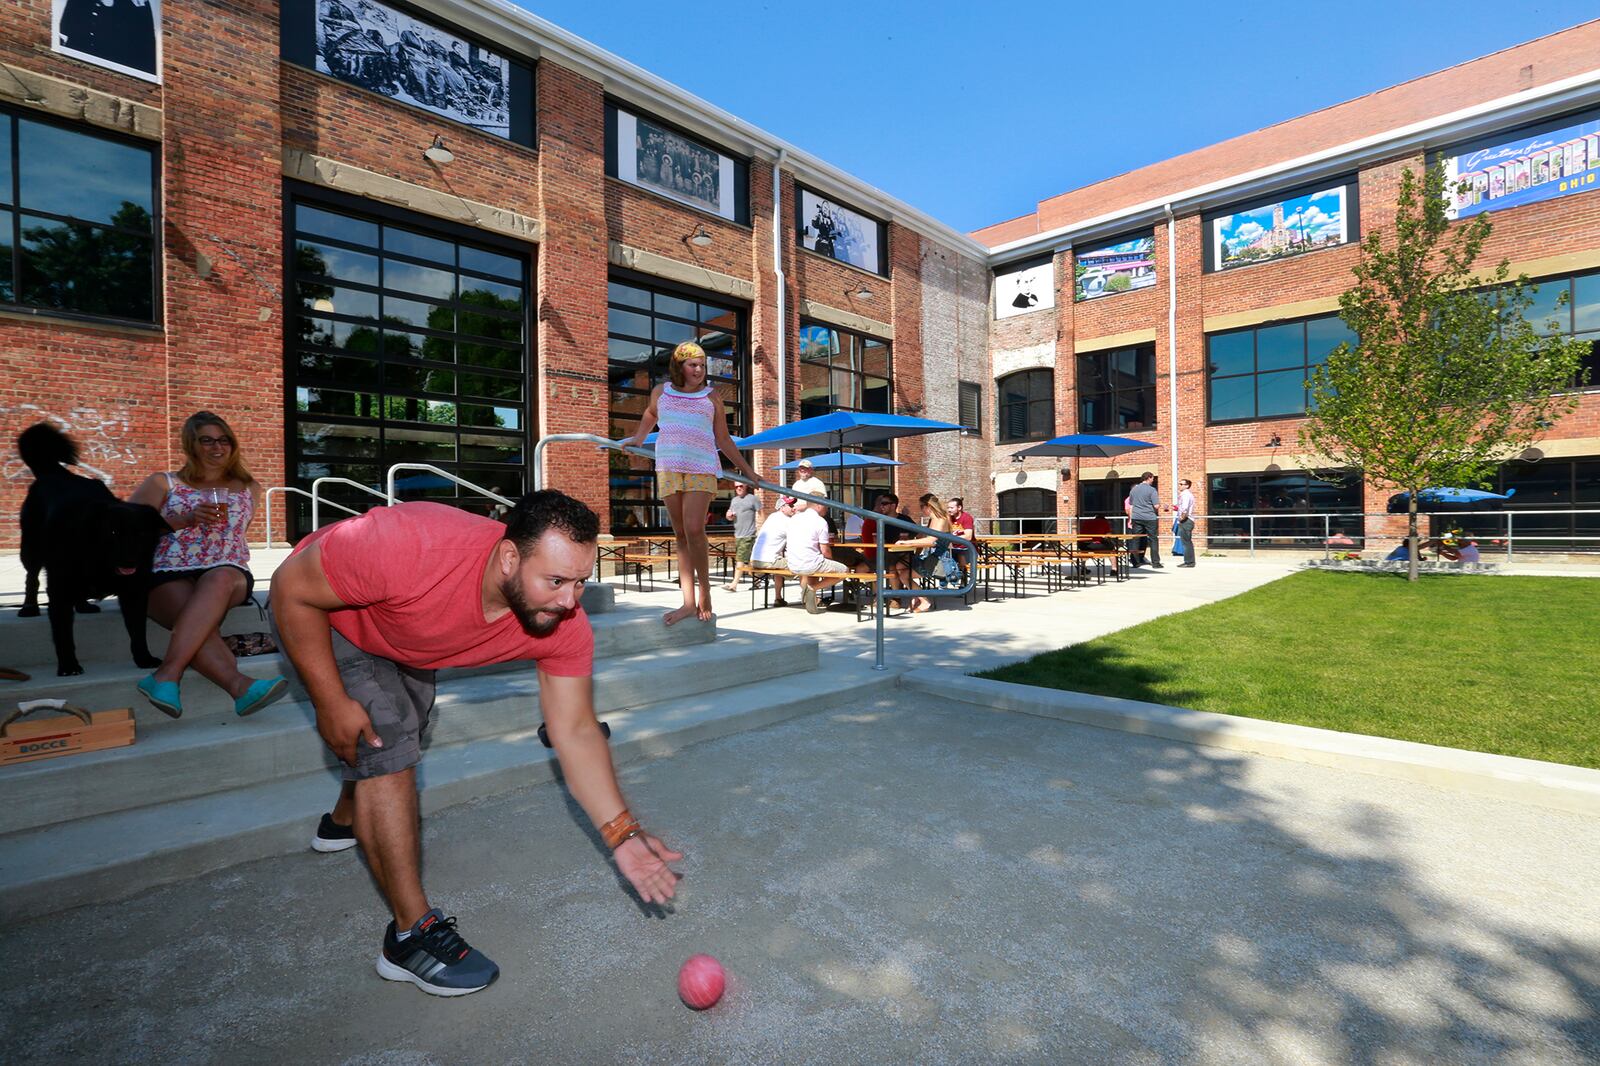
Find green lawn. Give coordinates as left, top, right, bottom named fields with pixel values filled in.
left=978, top=570, right=1600, bottom=769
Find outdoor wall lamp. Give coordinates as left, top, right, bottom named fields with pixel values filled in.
left=1266, top=433, right=1283, bottom=448
left=687, top=226, right=713, bottom=247
left=851, top=285, right=873, bottom=300
left=423, top=135, right=455, bottom=165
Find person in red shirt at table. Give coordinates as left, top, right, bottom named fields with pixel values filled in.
left=270, top=492, right=681, bottom=998
left=856, top=491, right=915, bottom=605
left=1079, top=513, right=1114, bottom=552
left=947, top=497, right=976, bottom=581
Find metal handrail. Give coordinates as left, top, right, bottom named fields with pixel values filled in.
left=311, top=476, right=393, bottom=531
left=533, top=432, right=976, bottom=671
left=263, top=485, right=358, bottom=548
left=384, top=464, right=515, bottom=509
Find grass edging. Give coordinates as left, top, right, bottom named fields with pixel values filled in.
left=905, top=670, right=1600, bottom=818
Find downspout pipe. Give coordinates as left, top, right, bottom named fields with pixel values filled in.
left=1163, top=204, right=1179, bottom=491
left=773, top=149, right=789, bottom=481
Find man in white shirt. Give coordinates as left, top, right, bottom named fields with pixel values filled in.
left=1175, top=478, right=1198, bottom=568
left=751, top=496, right=796, bottom=605
left=789, top=459, right=831, bottom=530
left=784, top=498, right=849, bottom=614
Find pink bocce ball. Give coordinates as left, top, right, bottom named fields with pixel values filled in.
left=678, top=953, right=725, bottom=1010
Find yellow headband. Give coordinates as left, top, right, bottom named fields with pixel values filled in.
left=672, top=341, right=705, bottom=362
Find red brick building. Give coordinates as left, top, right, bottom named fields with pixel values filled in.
left=1, top=4, right=1597, bottom=556
left=975, top=21, right=1600, bottom=554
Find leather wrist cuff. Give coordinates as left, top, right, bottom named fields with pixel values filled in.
left=601, top=809, right=642, bottom=850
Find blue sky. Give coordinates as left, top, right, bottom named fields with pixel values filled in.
left=509, top=1, right=1589, bottom=233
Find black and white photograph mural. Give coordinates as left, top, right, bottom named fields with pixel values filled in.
left=314, top=0, right=511, bottom=137
left=52, top=0, right=161, bottom=82
left=611, top=106, right=740, bottom=222
left=993, top=257, right=1055, bottom=320
left=798, top=189, right=885, bottom=275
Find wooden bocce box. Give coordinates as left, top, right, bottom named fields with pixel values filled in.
left=0, top=703, right=136, bottom=766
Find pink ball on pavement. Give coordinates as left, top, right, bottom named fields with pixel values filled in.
left=678, top=953, right=725, bottom=1010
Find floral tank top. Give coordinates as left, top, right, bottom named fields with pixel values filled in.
left=655, top=384, right=720, bottom=476
left=152, top=473, right=254, bottom=574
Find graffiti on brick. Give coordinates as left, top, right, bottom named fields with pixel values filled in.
left=2, top=403, right=137, bottom=484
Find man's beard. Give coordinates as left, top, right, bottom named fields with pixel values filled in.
left=501, top=576, right=566, bottom=636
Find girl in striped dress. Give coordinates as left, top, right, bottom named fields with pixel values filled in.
left=625, top=341, right=760, bottom=625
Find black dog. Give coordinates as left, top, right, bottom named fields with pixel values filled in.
left=17, top=423, right=171, bottom=676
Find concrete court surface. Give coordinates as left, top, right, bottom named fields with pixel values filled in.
left=4, top=694, right=1597, bottom=1065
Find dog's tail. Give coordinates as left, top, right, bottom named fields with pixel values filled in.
left=17, top=422, right=79, bottom=477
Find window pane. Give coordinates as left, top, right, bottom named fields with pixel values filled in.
left=1306, top=315, right=1357, bottom=361
left=460, top=245, right=522, bottom=282
left=383, top=227, right=455, bottom=267
left=297, top=421, right=379, bottom=459
left=297, top=283, right=378, bottom=321
left=608, top=281, right=650, bottom=309
left=0, top=116, right=12, bottom=205
left=458, top=308, right=520, bottom=343
left=18, top=215, right=153, bottom=320
left=385, top=425, right=457, bottom=464
left=296, top=240, right=379, bottom=286
left=654, top=293, right=697, bottom=321
left=1573, top=274, right=1600, bottom=334
left=294, top=350, right=380, bottom=387
left=1256, top=323, right=1305, bottom=371
left=1209, top=374, right=1254, bottom=421
left=297, top=386, right=381, bottom=420
left=461, top=278, right=522, bottom=309
left=460, top=433, right=524, bottom=464
left=862, top=374, right=891, bottom=413
left=297, top=204, right=379, bottom=246
left=0, top=209, right=12, bottom=303
left=1077, top=354, right=1107, bottom=393
left=1028, top=398, right=1054, bottom=438
left=1117, top=387, right=1154, bottom=430
left=653, top=317, right=696, bottom=345
left=1208, top=331, right=1254, bottom=376
left=458, top=341, right=519, bottom=370
left=799, top=325, right=835, bottom=362
left=383, top=259, right=455, bottom=301
left=1256, top=369, right=1307, bottom=417
left=459, top=404, right=520, bottom=430
left=1523, top=280, right=1568, bottom=335
left=383, top=295, right=452, bottom=332
left=385, top=363, right=454, bottom=395
left=609, top=307, right=651, bottom=338
left=18, top=121, right=153, bottom=227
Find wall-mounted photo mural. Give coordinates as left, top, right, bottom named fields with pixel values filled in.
left=993, top=257, right=1054, bottom=320
left=1074, top=233, right=1155, bottom=301
left=1442, top=108, right=1600, bottom=220
left=796, top=188, right=887, bottom=276
left=281, top=0, right=534, bottom=145
left=607, top=104, right=749, bottom=224
left=1207, top=181, right=1356, bottom=272
left=53, top=0, right=161, bottom=82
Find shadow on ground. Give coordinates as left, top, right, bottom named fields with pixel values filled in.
left=1, top=697, right=1595, bottom=1064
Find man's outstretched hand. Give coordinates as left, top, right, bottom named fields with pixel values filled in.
left=614, top=833, right=684, bottom=904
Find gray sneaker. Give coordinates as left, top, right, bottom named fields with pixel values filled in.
left=377, top=909, right=499, bottom=997
left=802, top=586, right=822, bottom=614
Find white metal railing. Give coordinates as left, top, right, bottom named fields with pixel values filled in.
left=310, top=476, right=393, bottom=531
left=534, top=432, right=975, bottom=670
left=384, top=464, right=514, bottom=510
left=263, top=485, right=358, bottom=548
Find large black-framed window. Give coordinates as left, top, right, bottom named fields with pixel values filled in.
left=608, top=274, right=748, bottom=532
left=995, top=487, right=1057, bottom=536
left=1207, top=313, right=1356, bottom=424
left=1079, top=477, right=1144, bottom=522
left=997, top=369, right=1054, bottom=443
left=797, top=320, right=894, bottom=513
left=1428, top=457, right=1600, bottom=553
left=1078, top=344, right=1157, bottom=432
left=1500, top=270, right=1600, bottom=388
left=1208, top=470, right=1363, bottom=548
left=0, top=107, right=159, bottom=324
left=285, top=191, right=532, bottom=538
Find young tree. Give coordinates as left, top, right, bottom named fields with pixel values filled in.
left=1301, top=163, right=1589, bottom=581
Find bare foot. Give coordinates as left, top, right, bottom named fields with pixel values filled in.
left=696, top=584, right=714, bottom=622
left=663, top=603, right=697, bottom=626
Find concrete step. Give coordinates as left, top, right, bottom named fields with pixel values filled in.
left=0, top=631, right=814, bottom=836
left=0, top=660, right=893, bottom=922
left=0, top=582, right=615, bottom=673
left=0, top=606, right=709, bottom=730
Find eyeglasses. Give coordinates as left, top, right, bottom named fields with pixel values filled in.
left=197, top=435, right=233, bottom=447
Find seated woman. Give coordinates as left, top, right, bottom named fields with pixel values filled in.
left=897, top=493, right=960, bottom=614
left=129, top=411, right=287, bottom=719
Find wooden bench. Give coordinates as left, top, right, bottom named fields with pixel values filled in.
left=747, top=566, right=892, bottom=621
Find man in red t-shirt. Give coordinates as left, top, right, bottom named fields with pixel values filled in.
left=947, top=496, right=976, bottom=580
left=271, top=491, right=681, bottom=997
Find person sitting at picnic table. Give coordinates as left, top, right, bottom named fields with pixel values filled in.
left=948, top=497, right=975, bottom=580
left=897, top=493, right=959, bottom=614
left=855, top=492, right=915, bottom=602
left=786, top=498, right=850, bottom=614
left=750, top=496, right=797, bottom=605
left=1079, top=513, right=1114, bottom=551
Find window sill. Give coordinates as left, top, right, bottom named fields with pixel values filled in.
left=0, top=306, right=162, bottom=337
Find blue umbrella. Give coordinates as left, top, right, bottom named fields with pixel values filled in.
left=736, top=411, right=965, bottom=452
left=1010, top=433, right=1158, bottom=459
left=775, top=451, right=902, bottom=471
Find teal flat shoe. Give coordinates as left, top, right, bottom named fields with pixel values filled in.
left=137, top=675, right=183, bottom=719
left=235, top=677, right=289, bottom=717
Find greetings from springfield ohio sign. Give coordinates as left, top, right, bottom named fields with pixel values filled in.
left=1444, top=108, right=1600, bottom=219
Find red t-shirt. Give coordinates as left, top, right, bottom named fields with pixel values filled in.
left=952, top=512, right=975, bottom=535
left=293, top=502, right=594, bottom=674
